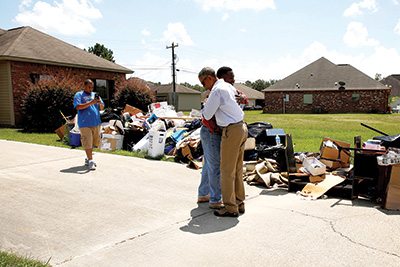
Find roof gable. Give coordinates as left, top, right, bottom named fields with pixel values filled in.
left=149, top=83, right=201, bottom=94
left=0, top=26, right=132, bottom=74
left=265, top=57, right=387, bottom=91
left=234, top=83, right=264, bottom=99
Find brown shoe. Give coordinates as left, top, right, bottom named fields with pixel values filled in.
left=238, top=203, right=245, bottom=214
left=197, top=195, right=210, bottom=203
left=209, top=202, right=224, bottom=209
left=214, top=208, right=238, bottom=217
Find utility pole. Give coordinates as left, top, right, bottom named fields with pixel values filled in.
left=166, top=42, right=178, bottom=109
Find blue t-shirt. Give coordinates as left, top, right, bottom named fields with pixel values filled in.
left=73, top=90, right=103, bottom=128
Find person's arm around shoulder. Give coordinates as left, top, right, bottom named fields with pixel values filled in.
left=202, top=88, right=221, bottom=120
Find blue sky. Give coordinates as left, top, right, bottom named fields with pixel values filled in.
left=1, top=0, right=400, bottom=85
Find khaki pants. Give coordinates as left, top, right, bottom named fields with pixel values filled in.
left=80, top=126, right=101, bottom=150
left=220, top=122, right=248, bottom=213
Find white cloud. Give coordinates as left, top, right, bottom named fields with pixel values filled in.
left=162, top=22, right=194, bottom=46
left=14, top=0, right=102, bottom=36
left=393, top=0, right=399, bottom=5
left=246, top=41, right=400, bottom=84
left=196, top=0, right=275, bottom=12
left=141, top=29, right=151, bottom=36
left=129, top=52, right=175, bottom=84
left=19, top=0, right=33, bottom=9
left=395, top=19, right=400, bottom=35
left=343, top=21, right=379, bottom=47
left=222, top=13, right=230, bottom=21
left=357, top=46, right=400, bottom=77
left=75, top=43, right=86, bottom=49
left=343, top=0, right=377, bottom=17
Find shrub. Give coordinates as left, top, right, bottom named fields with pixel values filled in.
left=21, top=79, right=79, bottom=132
left=112, top=78, right=155, bottom=112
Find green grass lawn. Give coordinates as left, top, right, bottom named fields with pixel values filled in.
left=0, top=251, right=50, bottom=267
left=245, top=111, right=400, bottom=152
left=1, top=112, right=399, bottom=153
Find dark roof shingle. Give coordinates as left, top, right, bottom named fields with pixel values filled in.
left=264, top=57, right=387, bottom=91
left=0, top=26, right=132, bottom=74
left=149, top=83, right=201, bottom=94
left=234, top=83, right=264, bottom=99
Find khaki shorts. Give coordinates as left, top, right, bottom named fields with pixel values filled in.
left=80, top=126, right=101, bottom=150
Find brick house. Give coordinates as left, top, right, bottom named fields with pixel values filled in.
left=0, top=26, right=133, bottom=126
left=381, top=74, right=400, bottom=97
left=262, top=57, right=390, bottom=114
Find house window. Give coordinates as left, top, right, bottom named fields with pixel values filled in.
left=39, top=74, right=52, bottom=81
left=30, top=73, right=40, bottom=83
left=303, top=94, right=313, bottom=104
left=156, top=95, right=168, bottom=102
left=30, top=73, right=53, bottom=84
left=352, top=93, right=360, bottom=102
left=93, top=79, right=115, bottom=107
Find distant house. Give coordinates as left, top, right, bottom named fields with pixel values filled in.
left=201, top=82, right=264, bottom=108
left=381, top=74, right=400, bottom=97
left=148, top=83, right=201, bottom=111
left=0, top=26, right=133, bottom=126
left=262, top=57, right=390, bottom=114
left=234, top=83, right=264, bottom=107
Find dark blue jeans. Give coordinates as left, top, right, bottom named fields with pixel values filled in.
left=198, top=126, right=222, bottom=203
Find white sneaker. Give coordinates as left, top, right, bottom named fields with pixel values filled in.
left=85, top=158, right=89, bottom=166
left=88, top=160, right=96, bottom=170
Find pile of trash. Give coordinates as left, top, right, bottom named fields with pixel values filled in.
left=55, top=107, right=400, bottom=209
left=56, top=102, right=204, bottom=167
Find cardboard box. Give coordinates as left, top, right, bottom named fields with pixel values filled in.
left=55, top=124, right=67, bottom=139
left=319, top=158, right=342, bottom=170
left=309, top=174, right=325, bottom=183
left=300, top=174, right=346, bottom=200
left=123, top=104, right=142, bottom=116
left=385, top=185, right=400, bottom=210
left=320, top=137, right=351, bottom=166
left=55, top=123, right=74, bottom=140
left=385, top=164, right=400, bottom=210
left=101, top=134, right=124, bottom=151
left=303, top=157, right=326, bottom=176
left=244, top=137, right=256, bottom=151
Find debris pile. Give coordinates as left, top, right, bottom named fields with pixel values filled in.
left=55, top=108, right=400, bottom=210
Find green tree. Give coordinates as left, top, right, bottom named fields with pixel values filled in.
left=375, top=73, right=382, bottom=81
left=180, top=82, right=204, bottom=92
left=86, top=43, right=115, bottom=62
left=245, top=80, right=253, bottom=87
left=246, top=79, right=279, bottom=91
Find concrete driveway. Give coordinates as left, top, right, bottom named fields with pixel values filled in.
left=0, top=140, right=399, bottom=266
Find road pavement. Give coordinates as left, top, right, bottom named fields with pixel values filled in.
left=0, top=140, right=399, bottom=266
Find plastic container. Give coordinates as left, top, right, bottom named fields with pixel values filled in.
left=69, top=131, right=81, bottom=147
left=132, top=133, right=150, bottom=152
left=101, top=134, right=124, bottom=150
left=275, top=135, right=281, bottom=145
left=148, top=130, right=166, bottom=158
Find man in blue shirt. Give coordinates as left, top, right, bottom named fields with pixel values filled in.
left=73, top=79, right=104, bottom=170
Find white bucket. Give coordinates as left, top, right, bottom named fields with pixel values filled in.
left=148, top=130, right=166, bottom=158
left=132, top=133, right=149, bottom=152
